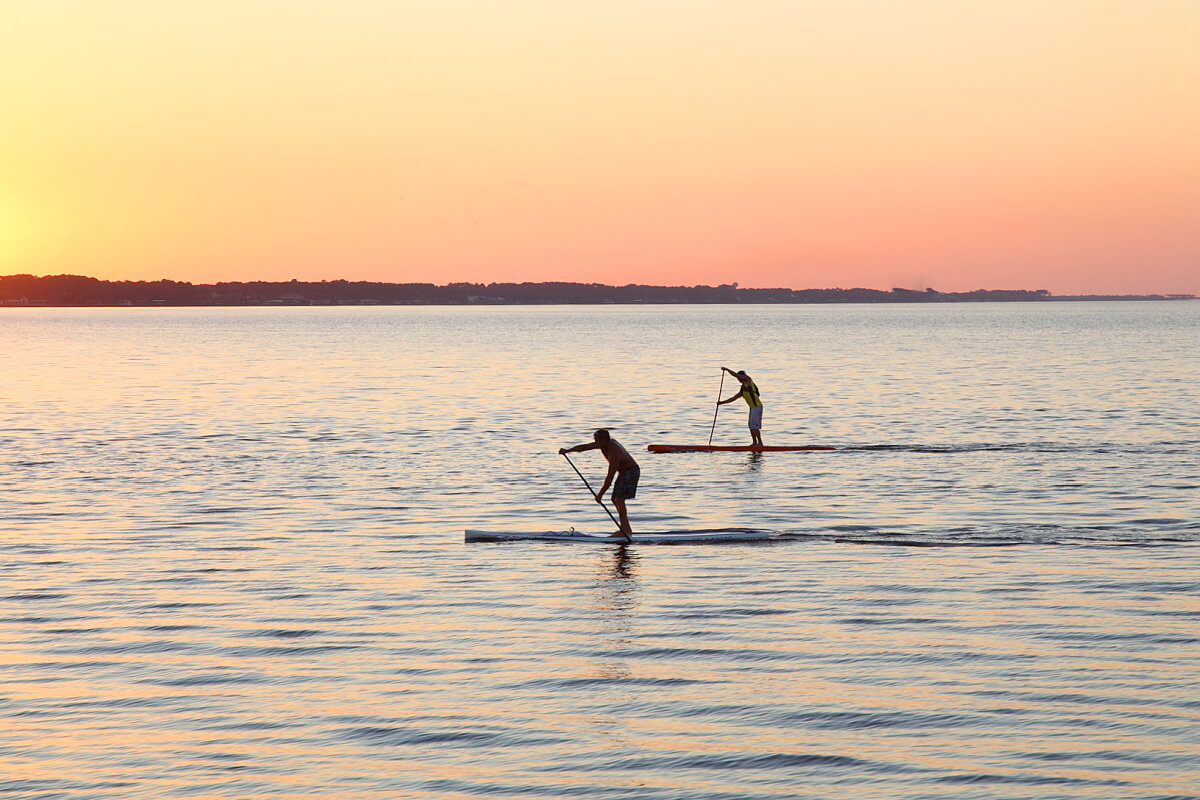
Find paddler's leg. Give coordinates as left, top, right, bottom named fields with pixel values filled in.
left=612, top=496, right=634, bottom=542
left=749, top=406, right=764, bottom=447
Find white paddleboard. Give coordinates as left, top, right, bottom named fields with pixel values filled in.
left=464, top=528, right=772, bottom=544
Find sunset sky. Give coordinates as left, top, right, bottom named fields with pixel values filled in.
left=2, top=1, right=1197, bottom=293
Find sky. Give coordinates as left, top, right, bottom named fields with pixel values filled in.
left=2, top=0, right=1198, bottom=293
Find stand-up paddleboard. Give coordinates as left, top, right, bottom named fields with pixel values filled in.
left=465, top=528, right=772, bottom=544
left=647, top=444, right=836, bottom=453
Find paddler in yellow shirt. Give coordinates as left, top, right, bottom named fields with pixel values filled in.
left=717, top=367, right=764, bottom=447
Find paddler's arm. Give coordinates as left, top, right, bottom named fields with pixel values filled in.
left=559, top=442, right=599, bottom=454
left=717, top=387, right=745, bottom=405
left=595, top=464, right=617, bottom=501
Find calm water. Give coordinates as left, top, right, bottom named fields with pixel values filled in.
left=2, top=303, right=1198, bottom=799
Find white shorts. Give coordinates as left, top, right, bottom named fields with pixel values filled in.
left=748, top=405, right=763, bottom=430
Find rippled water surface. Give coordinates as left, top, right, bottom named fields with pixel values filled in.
left=2, top=303, right=1198, bottom=799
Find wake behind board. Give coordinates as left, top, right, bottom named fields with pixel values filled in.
left=465, top=528, right=772, bottom=544
left=647, top=444, right=836, bottom=453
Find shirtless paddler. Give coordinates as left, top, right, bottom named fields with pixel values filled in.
left=559, top=429, right=640, bottom=542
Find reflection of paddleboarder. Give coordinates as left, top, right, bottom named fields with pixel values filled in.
left=559, top=429, right=639, bottom=541
left=717, top=367, right=763, bottom=446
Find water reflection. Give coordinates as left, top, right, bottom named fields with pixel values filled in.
left=605, top=544, right=637, bottom=583
left=588, top=545, right=640, bottom=681
left=592, top=545, right=639, bottom=622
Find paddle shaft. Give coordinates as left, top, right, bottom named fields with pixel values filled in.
left=707, top=370, right=726, bottom=445
left=561, top=452, right=622, bottom=529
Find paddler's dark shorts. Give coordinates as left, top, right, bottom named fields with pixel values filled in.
left=613, top=465, right=640, bottom=500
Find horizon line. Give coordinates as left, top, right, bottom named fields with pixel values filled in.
left=2, top=273, right=1196, bottom=298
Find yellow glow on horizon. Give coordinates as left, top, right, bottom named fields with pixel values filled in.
left=0, top=194, right=22, bottom=266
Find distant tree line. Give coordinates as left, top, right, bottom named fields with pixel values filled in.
left=0, top=274, right=1191, bottom=307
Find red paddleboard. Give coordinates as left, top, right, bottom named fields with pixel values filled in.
left=647, top=444, right=836, bottom=453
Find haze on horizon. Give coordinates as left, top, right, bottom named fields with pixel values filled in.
left=2, top=1, right=1198, bottom=295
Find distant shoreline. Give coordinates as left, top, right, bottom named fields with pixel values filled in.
left=1, top=274, right=1194, bottom=307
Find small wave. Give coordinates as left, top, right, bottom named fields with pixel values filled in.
left=837, top=616, right=945, bottom=627
left=61, top=695, right=171, bottom=710
left=198, top=545, right=266, bottom=552
left=140, top=624, right=207, bottom=632
left=598, top=751, right=888, bottom=773
left=140, top=672, right=268, bottom=687
left=68, top=640, right=197, bottom=655
left=244, top=628, right=325, bottom=639
left=675, top=607, right=794, bottom=619
left=1017, top=749, right=1164, bottom=766
left=608, top=646, right=793, bottom=664
left=0, top=779, right=138, bottom=796
left=341, top=725, right=563, bottom=749
left=198, top=720, right=293, bottom=732
left=935, top=771, right=1125, bottom=787
left=781, top=709, right=976, bottom=731
left=1085, top=581, right=1200, bottom=593
left=778, top=523, right=1200, bottom=548
left=219, top=644, right=362, bottom=658
left=25, top=659, right=121, bottom=672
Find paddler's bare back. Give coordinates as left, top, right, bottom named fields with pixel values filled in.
left=600, top=439, right=638, bottom=472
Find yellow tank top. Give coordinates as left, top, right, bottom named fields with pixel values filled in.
left=742, top=380, right=763, bottom=408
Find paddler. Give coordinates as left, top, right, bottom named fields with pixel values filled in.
left=717, top=367, right=764, bottom=446
left=559, top=429, right=639, bottom=541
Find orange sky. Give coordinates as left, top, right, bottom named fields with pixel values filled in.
left=2, top=1, right=1197, bottom=293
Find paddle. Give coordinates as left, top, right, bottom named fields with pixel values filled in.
left=561, top=452, right=622, bottom=530
left=707, top=369, right=726, bottom=445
